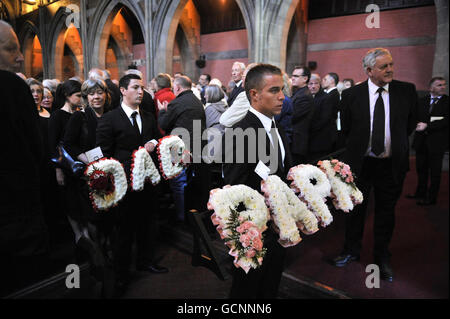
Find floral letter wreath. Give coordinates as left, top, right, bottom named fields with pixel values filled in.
left=287, top=164, right=333, bottom=227
left=130, top=147, right=161, bottom=191
left=261, top=175, right=319, bottom=247
left=85, top=158, right=127, bottom=211
left=208, top=185, right=270, bottom=273
left=157, top=135, right=190, bottom=180
left=317, top=160, right=363, bottom=212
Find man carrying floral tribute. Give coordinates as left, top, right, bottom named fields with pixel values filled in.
left=96, top=73, right=167, bottom=297
left=222, top=63, right=293, bottom=298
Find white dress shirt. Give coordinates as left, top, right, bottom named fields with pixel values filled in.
left=366, top=78, right=391, bottom=158
left=121, top=102, right=158, bottom=146
left=249, top=107, right=286, bottom=165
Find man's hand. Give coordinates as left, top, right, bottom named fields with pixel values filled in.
left=145, top=141, right=156, bottom=153
left=157, top=99, right=169, bottom=112
left=416, top=122, right=428, bottom=132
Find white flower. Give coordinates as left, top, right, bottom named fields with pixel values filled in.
left=85, top=158, right=127, bottom=211
left=287, top=164, right=333, bottom=227
left=130, top=147, right=161, bottom=191
left=318, top=160, right=363, bottom=212
left=261, top=175, right=319, bottom=247
left=157, top=135, right=189, bottom=179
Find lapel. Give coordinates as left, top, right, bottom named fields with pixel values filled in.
left=388, top=80, right=399, bottom=128
left=246, top=111, right=285, bottom=173
left=118, top=105, right=142, bottom=143
left=359, top=81, right=371, bottom=137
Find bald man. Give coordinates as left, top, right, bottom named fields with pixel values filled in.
left=0, top=20, right=25, bottom=73
left=0, top=20, right=49, bottom=296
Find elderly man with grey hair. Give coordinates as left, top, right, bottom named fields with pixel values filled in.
left=331, top=48, right=418, bottom=283
left=227, top=61, right=246, bottom=107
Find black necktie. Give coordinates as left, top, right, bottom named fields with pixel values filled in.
left=371, top=87, right=385, bottom=156
left=131, top=111, right=141, bottom=136
left=429, top=97, right=438, bottom=114
left=269, top=120, right=284, bottom=173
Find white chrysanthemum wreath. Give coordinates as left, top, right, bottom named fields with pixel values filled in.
left=261, top=175, right=319, bottom=247
left=84, top=158, right=128, bottom=211
left=130, top=147, right=161, bottom=191
left=287, top=164, right=333, bottom=227
left=208, top=185, right=270, bottom=273
left=318, top=159, right=363, bottom=212
left=157, top=135, right=190, bottom=180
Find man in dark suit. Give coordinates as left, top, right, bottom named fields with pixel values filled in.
left=308, top=73, right=326, bottom=100
left=408, top=77, right=449, bottom=205
left=0, top=21, right=49, bottom=296
left=96, top=74, right=167, bottom=295
left=158, top=75, right=207, bottom=220
left=227, top=61, right=246, bottom=107
left=332, top=48, right=418, bottom=283
left=223, top=63, right=293, bottom=299
left=290, top=65, right=314, bottom=165
left=322, top=72, right=341, bottom=151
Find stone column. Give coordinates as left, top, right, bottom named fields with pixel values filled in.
left=433, top=0, right=449, bottom=94
left=80, top=0, right=90, bottom=80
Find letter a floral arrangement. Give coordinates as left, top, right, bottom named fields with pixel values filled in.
left=84, top=135, right=190, bottom=211
left=207, top=160, right=364, bottom=273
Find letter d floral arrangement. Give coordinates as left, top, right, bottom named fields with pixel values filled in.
left=84, top=158, right=128, bottom=211
left=208, top=185, right=270, bottom=273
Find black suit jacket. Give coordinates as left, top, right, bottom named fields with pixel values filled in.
left=0, top=70, right=48, bottom=256
left=158, top=90, right=206, bottom=159
left=291, top=86, right=314, bottom=156
left=412, top=94, right=449, bottom=153
left=227, top=83, right=245, bottom=107
left=340, top=80, right=418, bottom=182
left=105, top=79, right=121, bottom=110
left=96, top=106, right=161, bottom=177
left=309, top=89, right=337, bottom=154
left=223, top=111, right=293, bottom=192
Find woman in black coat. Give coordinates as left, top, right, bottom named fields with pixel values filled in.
left=63, top=78, right=112, bottom=282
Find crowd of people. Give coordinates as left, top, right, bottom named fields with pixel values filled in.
left=1, top=19, right=448, bottom=299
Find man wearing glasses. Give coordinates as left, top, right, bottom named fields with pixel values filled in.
left=290, top=65, right=314, bottom=165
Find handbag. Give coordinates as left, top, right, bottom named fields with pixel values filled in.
left=51, top=143, right=86, bottom=177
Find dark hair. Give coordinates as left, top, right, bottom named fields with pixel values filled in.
left=119, top=74, right=141, bottom=91
left=174, top=75, right=192, bottom=89
left=293, top=65, right=311, bottom=83
left=201, top=74, right=211, bottom=82
left=328, top=72, right=339, bottom=86
left=429, top=76, right=446, bottom=87
left=53, top=80, right=81, bottom=109
left=245, top=63, right=282, bottom=101
left=343, top=78, right=355, bottom=87
left=155, top=73, right=172, bottom=89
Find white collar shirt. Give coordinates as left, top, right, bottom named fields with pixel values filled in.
left=121, top=102, right=142, bottom=133
left=366, top=78, right=391, bottom=158
left=249, top=107, right=285, bottom=165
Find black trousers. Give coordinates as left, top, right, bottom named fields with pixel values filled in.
left=343, top=157, right=405, bottom=262
left=415, top=146, right=445, bottom=201
left=113, top=186, right=159, bottom=280
left=229, top=228, right=286, bottom=299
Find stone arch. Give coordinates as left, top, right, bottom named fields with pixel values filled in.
left=89, top=0, right=145, bottom=78
left=264, top=0, right=301, bottom=70
left=153, top=0, right=253, bottom=76
left=0, top=0, right=14, bottom=26
left=18, top=20, right=43, bottom=78
left=47, top=7, right=84, bottom=80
